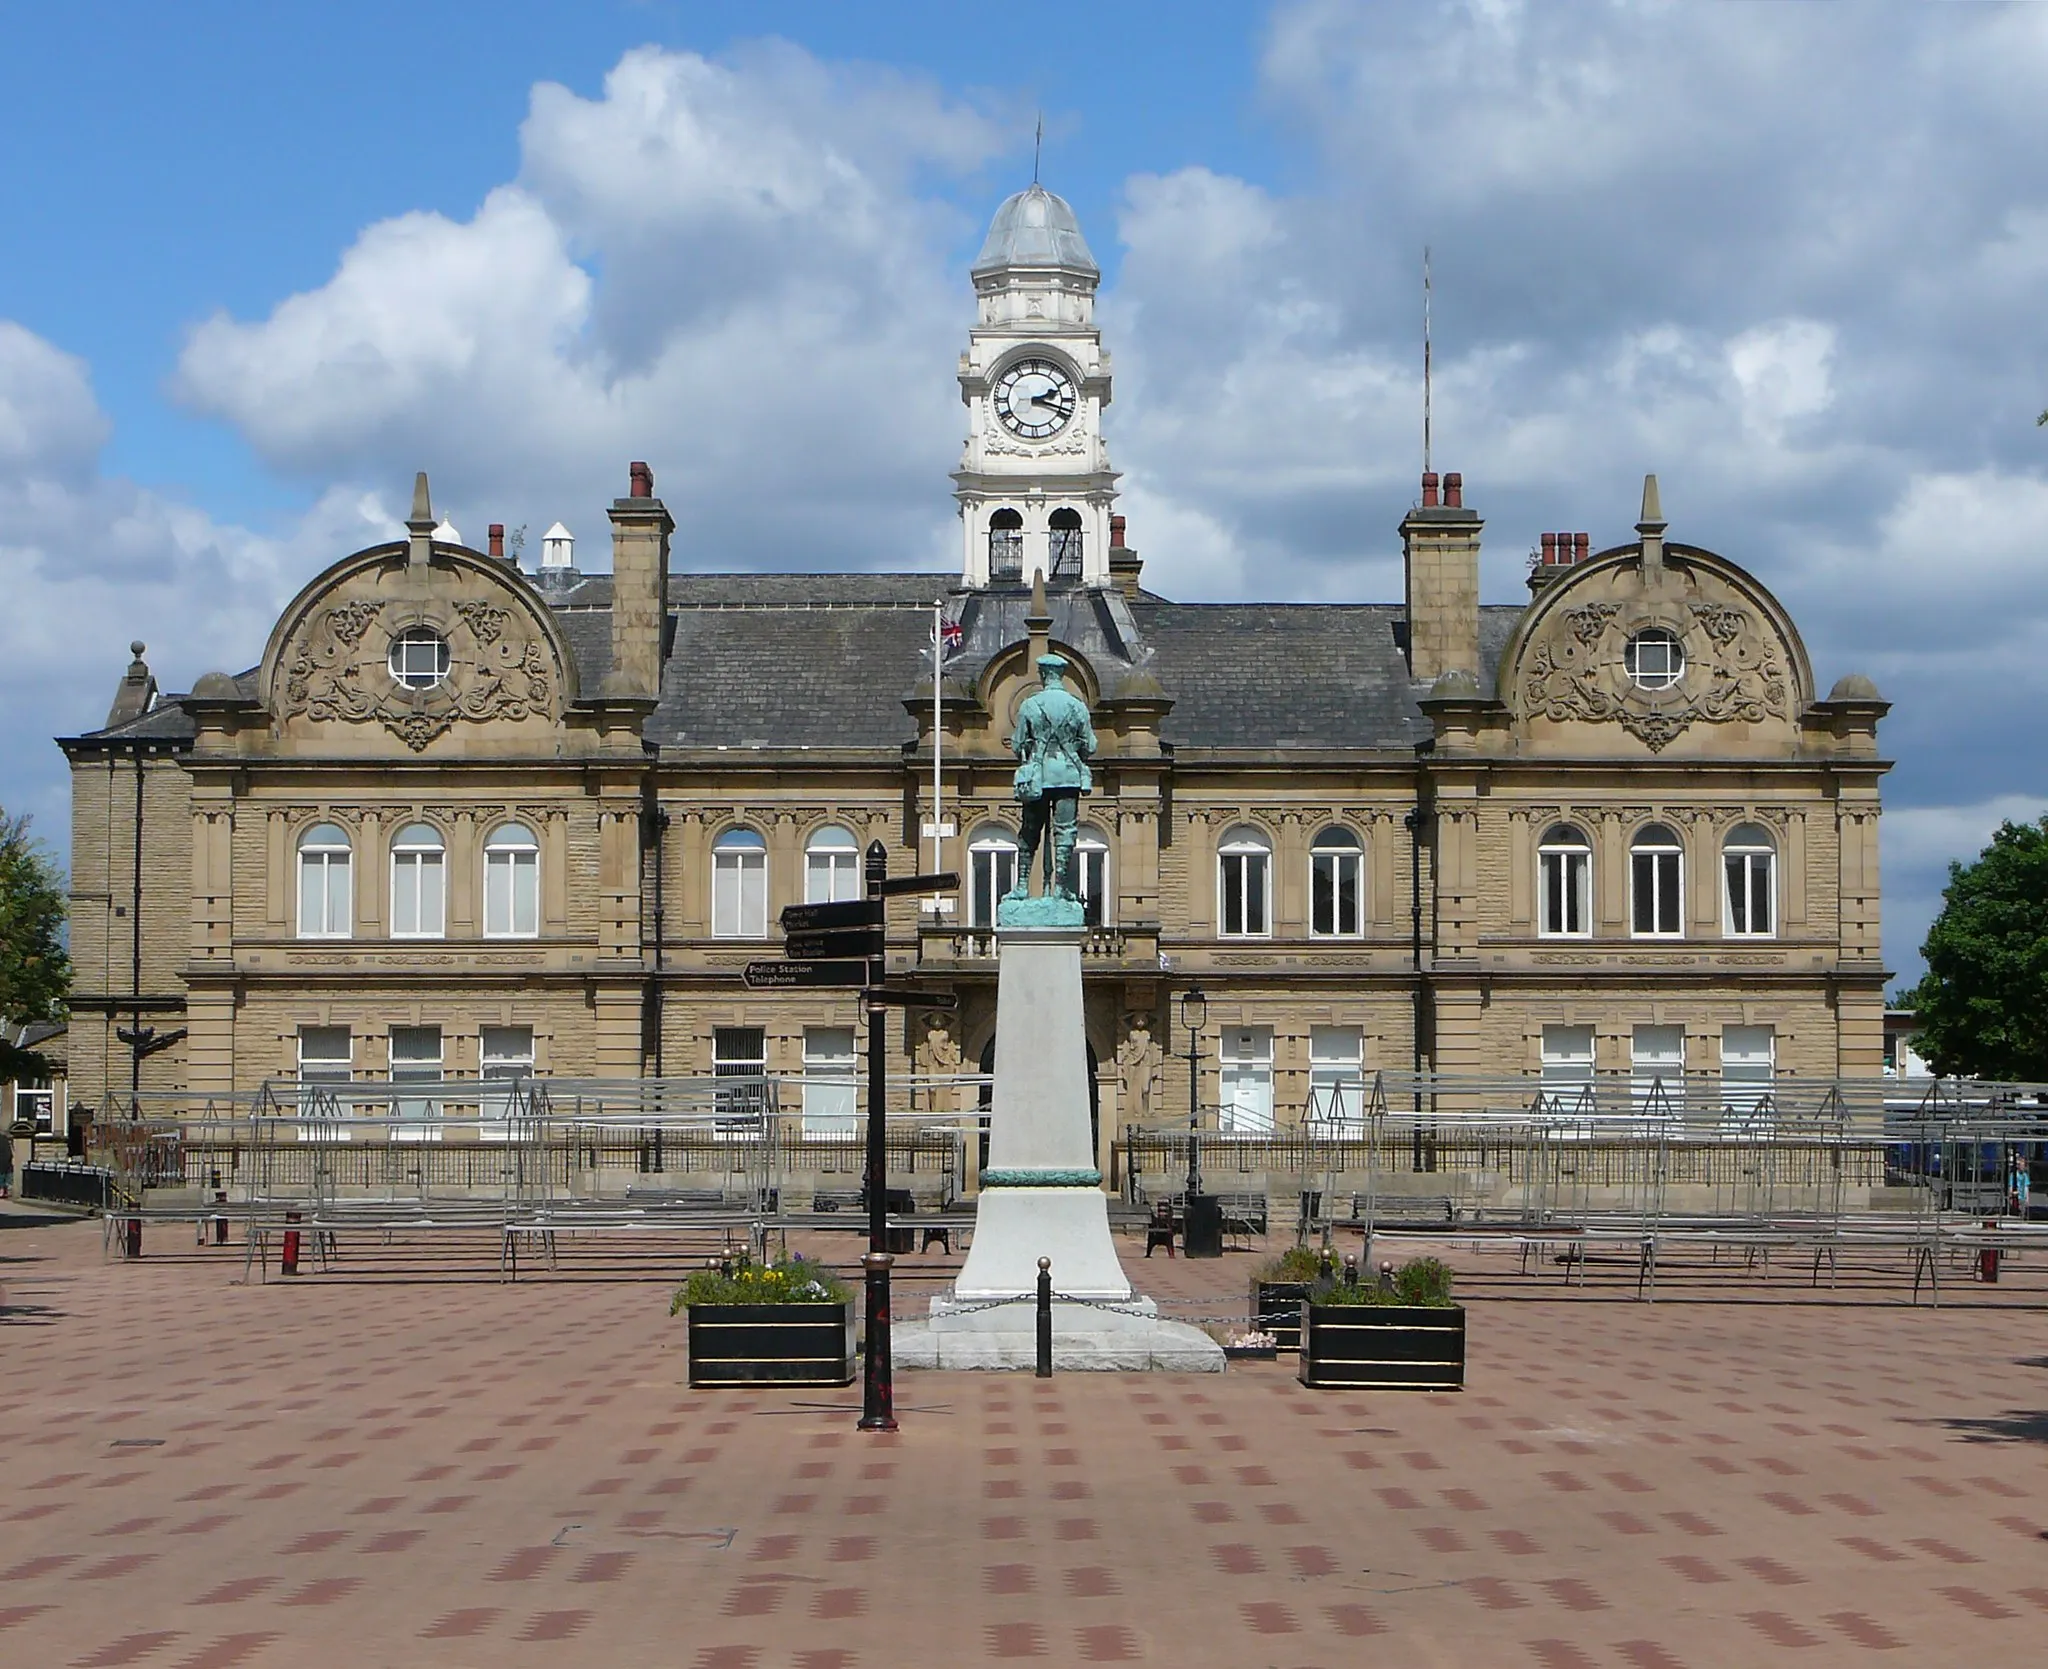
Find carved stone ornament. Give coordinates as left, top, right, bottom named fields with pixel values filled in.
left=1520, top=598, right=1789, bottom=752
left=281, top=594, right=555, bottom=751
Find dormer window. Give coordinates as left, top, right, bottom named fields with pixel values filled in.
left=388, top=628, right=450, bottom=689
left=989, top=510, right=1023, bottom=582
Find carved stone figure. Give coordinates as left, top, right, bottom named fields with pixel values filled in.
left=999, top=653, right=1097, bottom=926
left=917, top=1013, right=963, bottom=1115
left=1115, top=1013, right=1163, bottom=1126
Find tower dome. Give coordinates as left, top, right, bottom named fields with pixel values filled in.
left=972, top=184, right=1098, bottom=278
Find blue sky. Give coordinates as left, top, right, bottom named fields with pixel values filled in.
left=3, top=0, right=2047, bottom=985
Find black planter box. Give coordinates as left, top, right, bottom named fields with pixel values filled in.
left=687, top=1302, right=855, bottom=1388
left=1298, top=1302, right=1464, bottom=1391
left=1250, top=1280, right=1314, bottom=1351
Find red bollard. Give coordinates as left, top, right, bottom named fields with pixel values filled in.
left=1979, top=1220, right=1999, bottom=1282
left=123, top=1216, right=142, bottom=1259
left=281, top=1211, right=302, bottom=1276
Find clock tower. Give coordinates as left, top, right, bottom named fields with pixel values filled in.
left=954, top=185, right=1118, bottom=588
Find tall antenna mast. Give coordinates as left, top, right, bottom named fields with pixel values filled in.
left=1422, top=245, right=1433, bottom=476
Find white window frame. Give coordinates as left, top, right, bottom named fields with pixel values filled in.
left=1631, top=1024, right=1686, bottom=1127
left=1540, top=1023, right=1596, bottom=1111
left=1308, top=1025, right=1365, bottom=1137
left=1723, top=824, right=1777, bottom=939
left=1310, top=828, right=1364, bottom=939
left=389, top=823, right=446, bottom=939
left=480, top=1025, right=535, bottom=1135
left=1537, top=827, right=1592, bottom=939
left=13, top=1077, right=59, bottom=1136
left=804, top=826, right=862, bottom=905
left=1625, top=629, right=1684, bottom=691
left=389, top=1025, right=443, bottom=1140
left=297, top=823, right=353, bottom=940
left=483, top=823, right=541, bottom=940
left=1629, top=824, right=1685, bottom=939
left=711, top=828, right=769, bottom=939
left=713, top=1026, right=769, bottom=1136
left=801, top=1026, right=858, bottom=1138
left=969, top=829, right=1018, bottom=928
left=1721, top=1024, right=1775, bottom=1127
left=296, top=1025, right=353, bottom=1136
left=1218, top=1026, right=1275, bottom=1135
left=1218, top=829, right=1272, bottom=939
left=388, top=627, right=450, bottom=690
left=1075, top=830, right=1111, bottom=928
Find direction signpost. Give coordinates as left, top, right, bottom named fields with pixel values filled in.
left=740, top=959, right=870, bottom=990
left=784, top=928, right=886, bottom=961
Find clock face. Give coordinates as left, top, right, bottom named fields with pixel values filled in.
left=992, top=357, right=1078, bottom=440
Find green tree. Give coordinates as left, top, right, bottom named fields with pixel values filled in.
left=1905, top=815, right=2048, bottom=1080
left=0, top=809, right=69, bottom=1083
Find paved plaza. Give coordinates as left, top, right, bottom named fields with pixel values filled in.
left=3, top=1205, right=2045, bottom=1667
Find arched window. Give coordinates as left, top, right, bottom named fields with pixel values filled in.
left=297, top=823, right=352, bottom=939
left=1218, top=826, right=1272, bottom=938
left=483, top=822, right=540, bottom=939
left=1630, top=822, right=1684, bottom=938
left=1537, top=824, right=1591, bottom=939
left=988, top=508, right=1024, bottom=581
left=389, top=822, right=445, bottom=939
left=969, top=827, right=1018, bottom=927
left=1723, top=822, right=1776, bottom=938
left=805, top=826, right=861, bottom=905
left=1048, top=507, right=1083, bottom=578
left=1075, top=828, right=1110, bottom=927
left=711, top=827, right=768, bottom=939
left=1310, top=826, right=1363, bottom=938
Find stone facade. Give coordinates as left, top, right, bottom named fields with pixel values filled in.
left=57, top=189, right=1891, bottom=1177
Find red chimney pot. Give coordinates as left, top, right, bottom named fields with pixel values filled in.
left=488, top=523, right=505, bottom=559
left=1110, top=514, right=1127, bottom=547
left=1444, top=472, right=1463, bottom=508
left=629, top=461, right=654, bottom=498
left=1421, top=470, right=1440, bottom=508
left=1573, top=532, right=1590, bottom=564
left=1541, top=532, right=1558, bottom=564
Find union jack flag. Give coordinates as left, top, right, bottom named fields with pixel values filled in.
left=939, top=614, right=964, bottom=657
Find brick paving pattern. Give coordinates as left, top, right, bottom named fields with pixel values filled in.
left=3, top=1202, right=2046, bottom=1665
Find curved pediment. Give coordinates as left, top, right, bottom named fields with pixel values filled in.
left=258, top=543, right=580, bottom=755
left=1496, top=543, right=1814, bottom=758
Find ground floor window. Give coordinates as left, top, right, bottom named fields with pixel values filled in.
left=713, top=1026, right=768, bottom=1133
left=1721, top=1024, right=1775, bottom=1125
left=297, top=1025, right=353, bottom=1133
left=1631, top=1024, right=1686, bottom=1125
left=12, top=1077, right=57, bottom=1136
left=1308, top=1025, right=1365, bottom=1136
left=1540, top=1024, right=1596, bottom=1110
left=481, top=1025, right=535, bottom=1130
left=802, top=1026, right=858, bottom=1137
left=1218, top=1026, right=1274, bottom=1135
left=389, top=1026, right=443, bottom=1138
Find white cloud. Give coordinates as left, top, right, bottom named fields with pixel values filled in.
left=173, top=43, right=1010, bottom=569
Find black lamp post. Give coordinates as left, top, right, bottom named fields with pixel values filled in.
left=1179, top=985, right=1207, bottom=1202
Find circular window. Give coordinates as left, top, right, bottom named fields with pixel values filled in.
left=1624, top=629, right=1684, bottom=691
left=388, top=628, right=450, bottom=690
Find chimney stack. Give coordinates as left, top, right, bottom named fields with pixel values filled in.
left=1108, top=513, right=1143, bottom=601
left=1401, top=469, right=1482, bottom=683
left=605, top=463, right=673, bottom=701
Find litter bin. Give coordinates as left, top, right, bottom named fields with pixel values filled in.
left=1183, top=1192, right=1223, bottom=1259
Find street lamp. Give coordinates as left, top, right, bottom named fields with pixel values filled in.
left=1179, top=985, right=1207, bottom=1202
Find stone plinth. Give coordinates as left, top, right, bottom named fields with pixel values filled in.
left=898, top=926, right=1222, bottom=1371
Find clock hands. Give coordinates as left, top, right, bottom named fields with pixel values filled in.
left=1030, top=389, right=1073, bottom=410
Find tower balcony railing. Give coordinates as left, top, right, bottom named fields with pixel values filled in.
left=989, top=531, right=1023, bottom=581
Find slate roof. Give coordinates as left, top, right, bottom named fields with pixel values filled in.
left=64, top=570, right=1530, bottom=757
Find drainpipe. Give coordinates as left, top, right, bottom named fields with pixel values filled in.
left=1404, top=760, right=1435, bottom=1173
left=642, top=790, right=670, bottom=1078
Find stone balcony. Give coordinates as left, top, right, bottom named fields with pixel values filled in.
left=917, top=920, right=1161, bottom=970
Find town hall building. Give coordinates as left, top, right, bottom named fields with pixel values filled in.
left=58, top=184, right=1891, bottom=1172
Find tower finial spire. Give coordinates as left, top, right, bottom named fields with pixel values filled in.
left=1033, top=112, right=1043, bottom=184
